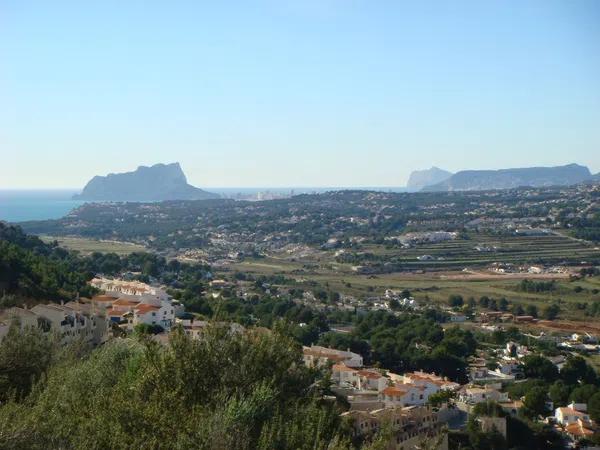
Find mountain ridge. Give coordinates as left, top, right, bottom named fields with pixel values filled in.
left=73, top=163, right=219, bottom=201
left=406, top=167, right=453, bottom=189
left=422, top=163, right=592, bottom=191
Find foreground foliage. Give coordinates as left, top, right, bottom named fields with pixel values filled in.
left=0, top=325, right=360, bottom=450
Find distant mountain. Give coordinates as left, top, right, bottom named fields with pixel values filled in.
left=74, top=163, right=219, bottom=201
left=422, top=163, right=592, bottom=192
left=585, top=172, right=600, bottom=184
left=406, top=167, right=453, bottom=189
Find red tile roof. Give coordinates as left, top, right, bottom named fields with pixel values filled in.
left=92, top=295, right=119, bottom=302
left=134, top=304, right=161, bottom=314
left=382, top=386, right=408, bottom=397
left=333, top=364, right=357, bottom=373
left=358, top=370, right=384, bottom=379
left=113, top=298, right=141, bottom=306
left=565, top=422, right=595, bottom=436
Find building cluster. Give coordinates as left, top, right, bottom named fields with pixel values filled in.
left=464, top=340, right=600, bottom=446
left=386, top=231, right=458, bottom=248
left=0, top=277, right=187, bottom=344
left=0, top=301, right=109, bottom=346
left=302, top=345, right=457, bottom=449
left=479, top=311, right=538, bottom=325
left=89, top=277, right=184, bottom=331
left=302, top=345, right=459, bottom=409
left=558, top=333, right=600, bottom=352
left=487, top=262, right=570, bottom=276
left=342, top=406, right=449, bottom=450
left=303, top=339, right=600, bottom=448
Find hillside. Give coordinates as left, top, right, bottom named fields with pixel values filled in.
left=0, top=223, right=95, bottom=302
left=20, top=185, right=600, bottom=260
left=423, top=163, right=592, bottom=191
left=74, top=162, right=219, bottom=201
left=406, top=167, right=452, bottom=189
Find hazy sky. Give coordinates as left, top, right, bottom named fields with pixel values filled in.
left=1, top=1, right=599, bottom=188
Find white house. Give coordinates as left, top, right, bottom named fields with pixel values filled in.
left=302, top=345, right=363, bottom=368
left=133, top=298, right=175, bottom=330
left=177, top=318, right=244, bottom=340
left=460, top=386, right=509, bottom=404
left=357, top=369, right=389, bottom=392
left=332, top=364, right=360, bottom=388
left=555, top=404, right=591, bottom=426
left=29, top=303, right=107, bottom=345
left=495, top=359, right=521, bottom=376
left=90, top=278, right=170, bottom=299
left=401, top=371, right=461, bottom=392
left=380, top=384, right=427, bottom=407
left=449, top=312, right=467, bottom=323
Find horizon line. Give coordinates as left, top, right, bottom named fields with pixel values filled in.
left=0, top=185, right=414, bottom=191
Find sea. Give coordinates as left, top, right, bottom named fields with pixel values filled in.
left=0, top=190, right=84, bottom=223
left=0, top=186, right=413, bottom=223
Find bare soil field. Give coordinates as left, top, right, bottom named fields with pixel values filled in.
left=40, top=235, right=147, bottom=255
left=533, top=320, right=600, bottom=335
left=439, top=270, right=572, bottom=281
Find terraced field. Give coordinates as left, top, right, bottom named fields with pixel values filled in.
left=358, top=232, right=600, bottom=270
left=222, top=232, right=600, bottom=321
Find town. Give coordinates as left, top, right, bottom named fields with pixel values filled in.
left=3, top=253, right=600, bottom=449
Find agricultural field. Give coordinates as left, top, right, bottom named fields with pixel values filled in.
left=349, top=232, right=600, bottom=270
left=39, top=235, right=147, bottom=255
left=224, top=254, right=600, bottom=321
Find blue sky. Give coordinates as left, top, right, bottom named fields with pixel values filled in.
left=1, top=0, right=599, bottom=188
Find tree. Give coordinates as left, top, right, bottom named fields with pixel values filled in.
left=472, top=401, right=505, bottom=418
left=448, top=295, right=464, bottom=308
left=561, top=356, right=598, bottom=385
left=428, top=389, right=456, bottom=407
left=512, top=304, right=525, bottom=316
left=543, top=304, right=560, bottom=320
left=588, top=392, right=600, bottom=423
left=315, top=290, right=327, bottom=301
left=548, top=380, right=570, bottom=407
left=523, top=386, right=549, bottom=417
left=133, top=323, right=164, bottom=335
left=0, top=322, right=57, bottom=401
left=569, top=384, right=598, bottom=404
left=525, top=304, right=538, bottom=318
left=521, top=355, right=558, bottom=382
left=328, top=291, right=341, bottom=304
left=0, top=325, right=350, bottom=450
left=466, top=405, right=508, bottom=450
